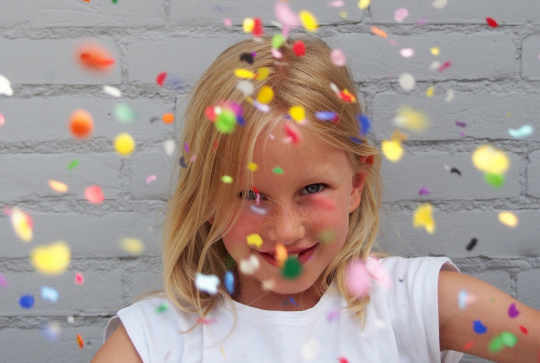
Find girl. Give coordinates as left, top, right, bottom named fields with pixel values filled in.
left=91, top=35, right=540, bottom=363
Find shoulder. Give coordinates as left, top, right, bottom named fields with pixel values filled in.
left=379, top=255, right=460, bottom=277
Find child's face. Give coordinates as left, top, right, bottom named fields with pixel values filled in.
left=221, top=123, right=368, bottom=296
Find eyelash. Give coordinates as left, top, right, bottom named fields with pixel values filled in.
left=238, top=183, right=328, bottom=200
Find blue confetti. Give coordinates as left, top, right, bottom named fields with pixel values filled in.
left=315, top=111, right=337, bottom=121
left=236, top=116, right=246, bottom=126
left=473, top=320, right=487, bottom=334
left=508, top=125, right=533, bottom=139
left=357, top=114, right=371, bottom=136
left=350, top=136, right=363, bottom=144
left=19, top=294, right=35, bottom=309
left=458, top=289, right=467, bottom=310
left=289, top=296, right=299, bottom=307
left=41, top=286, right=59, bottom=303
left=224, top=271, right=235, bottom=294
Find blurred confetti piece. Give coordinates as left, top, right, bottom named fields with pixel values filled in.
left=371, top=26, right=387, bottom=38
left=282, top=257, right=302, bottom=279
left=345, top=259, right=371, bottom=298
left=393, top=106, right=429, bottom=132
left=357, top=114, right=371, bottom=135
left=508, top=303, right=520, bottom=318
left=473, top=320, right=487, bottom=334
left=0, top=75, right=14, bottom=96
left=77, top=334, right=84, bottom=349
left=472, top=145, right=509, bottom=174
left=446, top=89, right=455, bottom=102
left=195, top=273, right=220, bottom=294
left=120, top=238, right=144, bottom=255
left=84, top=185, right=104, bottom=204
left=246, top=233, right=263, bottom=248
left=315, top=111, right=337, bottom=122
left=156, top=302, right=168, bottom=313
left=75, top=272, right=84, bottom=285
left=76, top=41, right=115, bottom=71
left=114, top=103, right=137, bottom=123
left=146, top=174, right=157, bottom=184
left=0, top=112, right=4, bottom=127
left=41, top=322, right=62, bottom=342
left=31, top=241, right=71, bottom=275
left=431, top=47, right=440, bottom=56
left=48, top=180, right=68, bottom=193
left=262, top=279, right=275, bottom=291
left=418, top=186, right=430, bottom=195
left=250, top=205, right=267, bottom=215
left=466, top=237, right=478, bottom=251
left=103, top=85, right=121, bottom=97
left=10, top=207, right=33, bottom=242
left=20, top=294, right=35, bottom=309
left=162, top=113, right=174, bottom=124
left=366, top=257, right=392, bottom=289
left=484, top=172, right=505, bottom=188
left=508, top=125, right=533, bottom=138
left=223, top=18, right=232, bottom=27
left=272, top=166, right=284, bottom=174
left=394, top=8, right=409, bottom=22
left=0, top=273, right=8, bottom=288
left=234, top=68, right=255, bottom=79
left=398, top=73, right=415, bottom=91
left=413, top=203, right=435, bottom=234
left=163, top=139, right=176, bottom=156
left=381, top=140, right=404, bottom=162
left=247, top=162, right=258, bottom=172
left=299, top=10, right=318, bottom=32
left=114, top=132, right=136, bottom=156
left=239, top=254, right=260, bottom=275
left=289, top=105, right=305, bottom=123
left=432, top=0, right=447, bottom=8
left=358, top=0, right=370, bottom=9
left=498, top=211, right=518, bottom=227
left=426, top=86, right=434, bottom=97
left=257, top=86, right=274, bottom=104
left=41, top=286, right=59, bottom=302
left=156, top=72, right=167, bottom=86
left=69, top=109, right=94, bottom=139
left=400, top=48, right=414, bottom=58
left=486, top=17, right=498, bottom=28
left=224, top=271, right=235, bottom=294
left=293, top=40, right=306, bottom=56
left=274, top=1, right=300, bottom=27
left=67, top=159, right=80, bottom=170
left=438, top=61, right=452, bottom=72
left=301, top=337, right=320, bottom=362
left=236, top=80, right=254, bottom=97
left=330, top=49, right=347, bottom=66
left=221, top=175, right=233, bottom=184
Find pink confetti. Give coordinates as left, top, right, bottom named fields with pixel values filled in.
left=329, top=0, right=344, bottom=7
left=271, top=48, right=283, bottom=59
left=394, top=8, right=409, bottom=22
left=146, top=174, right=157, bottom=184
left=190, top=154, right=197, bottom=162
left=223, top=18, right=232, bottom=27
left=284, top=122, right=301, bottom=144
left=0, top=273, right=8, bottom=288
left=327, top=309, right=339, bottom=321
left=330, top=49, right=347, bottom=66
left=366, top=257, right=392, bottom=290
left=438, top=61, right=451, bottom=72
left=345, top=260, right=371, bottom=298
left=400, top=48, right=414, bottom=58
left=388, top=39, right=398, bottom=46
left=0, top=113, right=5, bottom=127
left=84, top=185, right=104, bottom=204
left=75, top=272, right=84, bottom=285
left=417, top=18, right=426, bottom=25
left=460, top=131, right=466, bottom=137
left=274, top=1, right=300, bottom=27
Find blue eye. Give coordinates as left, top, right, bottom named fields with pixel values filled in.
left=301, top=183, right=327, bottom=195
left=238, top=190, right=258, bottom=200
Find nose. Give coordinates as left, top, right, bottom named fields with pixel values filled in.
left=265, top=203, right=306, bottom=246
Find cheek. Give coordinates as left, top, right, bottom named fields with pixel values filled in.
left=221, top=207, right=266, bottom=258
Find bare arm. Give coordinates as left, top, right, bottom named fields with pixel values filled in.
left=438, top=270, right=540, bottom=362
left=90, top=323, right=143, bottom=363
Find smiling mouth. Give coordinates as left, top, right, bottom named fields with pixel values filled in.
left=256, top=244, right=318, bottom=267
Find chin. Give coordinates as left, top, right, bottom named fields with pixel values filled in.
left=266, top=274, right=319, bottom=296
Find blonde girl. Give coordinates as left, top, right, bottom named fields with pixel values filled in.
left=92, top=35, right=540, bottom=363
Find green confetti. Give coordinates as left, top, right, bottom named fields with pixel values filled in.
left=224, top=254, right=236, bottom=271
left=272, top=166, right=284, bottom=174
left=281, top=257, right=302, bottom=279
left=221, top=175, right=233, bottom=184
left=484, top=172, right=504, bottom=188
left=114, top=103, right=137, bottom=123
left=272, top=34, right=285, bottom=49
left=112, top=0, right=117, bottom=3
left=215, top=110, right=236, bottom=134
left=488, top=331, right=518, bottom=353
left=500, top=332, right=517, bottom=347
left=67, top=159, right=80, bottom=170
left=488, top=336, right=504, bottom=353
left=319, top=229, right=336, bottom=244
left=155, top=302, right=168, bottom=313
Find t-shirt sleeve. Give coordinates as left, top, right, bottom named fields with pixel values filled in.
left=380, top=256, right=463, bottom=363
left=103, top=298, right=187, bottom=363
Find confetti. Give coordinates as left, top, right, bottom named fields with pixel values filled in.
left=498, top=211, right=518, bottom=227
left=315, top=111, right=337, bottom=121
left=162, top=113, right=174, bottom=124
left=398, top=73, right=415, bottom=91
left=76, top=42, right=115, bottom=71
left=10, top=207, right=33, bottom=242
left=68, top=159, right=80, bottom=170
left=0, top=112, right=4, bottom=127
left=255, top=67, right=270, bottom=81
left=426, top=86, right=434, bottom=97
left=446, top=89, right=455, bottom=102
left=250, top=205, right=267, bottom=215
left=371, top=26, right=387, bottom=38
left=41, top=286, right=59, bottom=302
left=41, top=322, right=62, bottom=342
left=84, top=185, right=104, bottom=204
left=272, top=166, right=284, bottom=174
left=195, top=273, right=220, bottom=295
left=114, top=103, right=137, bottom=123
left=146, top=174, right=157, bottom=184
left=77, top=334, right=84, bottom=349
left=0, top=273, right=8, bottom=288
left=156, top=302, right=168, bottom=313
left=455, top=121, right=467, bottom=128
left=431, top=47, right=440, bottom=56
left=262, top=279, right=275, bottom=290
left=466, top=238, right=478, bottom=251
left=239, top=254, right=260, bottom=275
left=327, top=309, right=339, bottom=321
left=418, top=187, right=430, bottom=195
left=473, top=320, right=487, bottom=334
left=120, top=238, right=144, bottom=255
left=438, top=61, right=452, bottom=72
left=299, top=10, right=318, bottom=32
left=20, top=294, right=35, bottom=309
left=246, top=233, right=263, bottom=248
left=281, top=257, right=302, bottom=279
left=156, top=72, right=167, bottom=86
left=358, top=0, right=370, bottom=9
left=289, top=105, right=305, bottom=123
left=488, top=332, right=516, bottom=353
left=508, top=125, right=533, bottom=138
left=31, top=241, right=71, bottom=274
left=413, top=203, right=435, bottom=234
left=338, top=358, right=349, bottom=363
left=472, top=145, right=509, bottom=174
left=400, top=48, right=414, bottom=58
left=215, top=110, right=237, bottom=133
left=257, top=86, right=274, bottom=104
left=519, top=325, right=528, bottom=335
left=432, top=0, right=447, bottom=8
left=366, top=257, right=392, bottom=289
left=330, top=49, right=347, bottom=66
left=234, top=68, right=255, bottom=79
left=484, top=172, right=504, bottom=188
left=75, top=272, right=84, bottom=285
left=224, top=271, right=234, bottom=294
left=236, top=80, right=254, bottom=96
left=329, top=0, right=344, bottom=7
left=345, top=259, right=371, bottom=298
left=463, top=341, right=475, bottom=351
left=381, top=140, right=404, bottom=162
left=393, top=106, right=428, bottom=132
left=221, top=175, right=233, bottom=184
left=48, top=180, right=68, bottom=193
left=103, top=85, right=121, bottom=97
left=508, top=303, right=520, bottom=318
left=252, top=17, right=264, bottom=37
left=247, top=162, right=258, bottom=172
left=164, top=139, right=176, bottom=156
left=114, top=133, right=136, bottom=156
left=486, top=17, right=498, bottom=28
left=275, top=243, right=288, bottom=266
left=242, top=18, right=254, bottom=33
left=293, top=40, right=306, bottom=56
left=239, top=52, right=254, bottom=64
left=0, top=75, right=14, bottom=96
left=300, top=337, right=320, bottom=362
left=284, top=122, right=302, bottom=144
left=69, top=109, right=94, bottom=139
left=223, top=18, right=232, bottom=27
left=394, top=8, right=409, bottom=22
left=450, top=167, right=462, bottom=176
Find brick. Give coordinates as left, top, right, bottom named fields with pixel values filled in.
left=526, top=150, right=540, bottom=198
left=130, top=150, right=176, bottom=200
left=0, top=269, right=124, bottom=316
left=381, top=152, right=520, bottom=202
left=0, top=39, right=120, bottom=85
left=522, top=33, right=540, bottom=80
left=127, top=269, right=163, bottom=301
left=370, top=0, right=540, bottom=24
left=0, top=153, right=121, bottom=202
left=372, top=92, right=540, bottom=141
left=170, top=0, right=363, bottom=27
left=0, top=212, right=162, bottom=258
left=377, top=210, right=540, bottom=258
left=517, top=269, right=540, bottom=310
left=469, top=270, right=512, bottom=296
left=323, top=33, right=515, bottom=82
left=0, top=96, right=176, bottom=144
left=0, top=0, right=165, bottom=28
left=0, top=326, right=103, bottom=363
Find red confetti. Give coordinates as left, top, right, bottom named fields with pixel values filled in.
left=76, top=42, right=115, bottom=71
left=76, top=334, right=84, bottom=349
left=438, top=61, right=452, bottom=72
left=463, top=340, right=475, bottom=350
left=486, top=17, right=498, bottom=28
left=84, top=185, right=105, bottom=204
left=156, top=72, right=167, bottom=86
left=75, top=272, right=84, bottom=285
left=284, top=122, right=302, bottom=144
left=212, top=141, right=218, bottom=152
left=253, top=17, right=264, bottom=37
left=205, top=106, right=216, bottom=121
left=338, top=358, right=349, bottom=363
left=292, top=40, right=306, bottom=56
left=519, top=325, right=528, bottom=335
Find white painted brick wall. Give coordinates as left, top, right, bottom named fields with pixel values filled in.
left=0, top=1, right=539, bottom=362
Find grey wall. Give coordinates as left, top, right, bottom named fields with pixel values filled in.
left=1, top=1, right=539, bottom=362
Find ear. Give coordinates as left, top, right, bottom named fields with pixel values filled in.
left=349, top=155, right=374, bottom=214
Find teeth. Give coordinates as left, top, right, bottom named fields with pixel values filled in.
left=290, top=253, right=299, bottom=258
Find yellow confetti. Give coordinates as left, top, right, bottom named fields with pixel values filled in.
left=426, top=86, right=434, bottom=97
left=498, top=211, right=518, bottom=228
left=48, top=180, right=68, bottom=193
left=391, top=129, right=409, bottom=142
left=381, top=140, right=404, bottom=162
left=275, top=243, right=288, bottom=266
left=114, top=133, right=135, bottom=156
left=247, top=162, right=258, bottom=172
left=299, top=10, right=318, bottom=32
left=431, top=47, right=440, bottom=55
left=393, top=106, right=429, bottom=132
left=413, top=203, right=435, bottom=234
left=358, top=0, right=370, bottom=9
left=31, top=241, right=71, bottom=274
left=472, top=145, right=509, bottom=174
left=234, top=68, right=255, bottom=79
left=246, top=233, right=263, bottom=248
left=339, top=11, right=348, bottom=19
left=120, top=238, right=144, bottom=255
left=257, top=86, right=274, bottom=104
left=221, top=175, right=233, bottom=184
left=289, top=105, right=305, bottom=123
left=371, top=26, right=387, bottom=38
left=243, top=18, right=255, bottom=33
left=255, top=67, right=270, bottom=81
left=10, top=207, right=33, bottom=243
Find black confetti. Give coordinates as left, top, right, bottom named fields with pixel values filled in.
left=450, top=167, right=462, bottom=176
left=150, top=117, right=160, bottom=123
left=466, top=238, right=478, bottom=251
left=240, top=52, right=254, bottom=64
left=179, top=156, right=188, bottom=168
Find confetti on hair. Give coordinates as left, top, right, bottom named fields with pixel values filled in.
left=508, top=125, right=533, bottom=138
left=473, top=320, right=487, bottom=334
left=315, top=111, right=337, bottom=122
left=498, top=211, right=518, bottom=227
left=0, top=75, right=14, bottom=96
left=195, top=273, right=220, bottom=295
left=10, top=207, right=33, bottom=242
left=345, top=259, right=371, bottom=298
left=486, top=17, right=498, bottom=28
left=254, top=67, right=270, bottom=81
left=394, top=8, right=409, bottom=22
left=508, top=303, right=520, bottom=318
left=224, top=271, right=235, bottom=294
left=331, top=49, right=347, bottom=66
left=239, top=52, right=254, bottom=64
left=413, top=203, right=435, bottom=234
left=370, top=26, right=387, bottom=39
left=76, top=41, right=115, bottom=72
left=247, top=162, right=258, bottom=172
left=289, top=105, right=305, bottom=124
left=120, top=238, right=144, bottom=255
left=293, top=40, right=306, bottom=56
left=256, top=86, right=274, bottom=104
left=246, top=233, right=263, bottom=248
left=466, top=238, right=478, bottom=251
left=31, top=241, right=71, bottom=275
left=77, top=334, right=84, bottom=349
left=234, top=68, right=255, bottom=79
left=272, top=166, right=284, bottom=174
left=221, top=175, right=233, bottom=184
left=438, top=61, right=451, bottom=72
left=272, top=34, right=286, bottom=50
left=69, top=109, right=94, bottom=139
left=216, top=110, right=237, bottom=133
left=299, top=10, right=318, bottom=32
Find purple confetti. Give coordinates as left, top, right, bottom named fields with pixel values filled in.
left=455, top=121, right=467, bottom=128
left=327, top=309, right=339, bottom=321
left=184, top=142, right=190, bottom=153
left=459, top=131, right=466, bottom=137
left=508, top=303, right=520, bottom=318
left=0, top=273, right=8, bottom=288
left=418, top=186, right=430, bottom=195
left=289, top=296, right=299, bottom=307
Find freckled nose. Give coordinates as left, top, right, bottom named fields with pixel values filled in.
left=266, top=209, right=306, bottom=245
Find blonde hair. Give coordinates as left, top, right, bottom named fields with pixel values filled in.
left=161, top=35, right=383, bottom=327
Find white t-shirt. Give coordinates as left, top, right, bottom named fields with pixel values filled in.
left=104, top=256, right=463, bottom=363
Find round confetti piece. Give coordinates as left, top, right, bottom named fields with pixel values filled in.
left=398, top=73, right=415, bottom=91
left=114, top=133, right=136, bottom=156
left=281, top=257, right=302, bottom=279
left=426, top=86, right=434, bottom=97
left=255, top=67, right=270, bottom=81
left=84, top=185, right=105, bottom=204
left=394, top=8, right=409, bottom=22
left=69, top=109, right=94, bottom=139
left=162, top=113, right=174, bottom=124
left=330, top=49, right=347, bottom=66
left=156, top=302, right=168, bottom=313
left=274, top=1, right=300, bottom=27
left=508, top=303, right=520, bottom=318
left=103, top=85, right=121, bottom=97
left=486, top=17, right=498, bottom=28
left=215, top=110, right=236, bottom=134
left=10, top=207, right=33, bottom=242
left=393, top=106, right=428, bottom=132
left=48, top=180, right=68, bottom=193
left=247, top=162, right=258, bottom=172
left=299, top=10, right=318, bottom=32
left=76, top=42, right=115, bottom=71
left=77, top=334, right=84, bottom=349
left=257, top=86, right=274, bottom=104
left=0, top=112, right=5, bottom=127
left=498, top=211, right=518, bottom=227
left=293, top=40, right=306, bottom=56
left=381, top=140, right=403, bottom=162
left=272, top=34, right=285, bottom=49
left=31, top=241, right=71, bottom=275
left=19, top=294, right=34, bottom=309
left=289, top=105, right=305, bottom=123
left=488, top=336, right=504, bottom=353
left=431, top=47, right=440, bottom=56
left=221, top=175, right=233, bottom=184
left=484, top=172, right=505, bottom=188
left=246, top=233, right=263, bottom=248
left=234, top=68, right=255, bottom=79
left=472, top=145, right=509, bottom=174
left=400, top=48, right=414, bottom=58
left=243, top=18, right=255, bottom=33
left=120, top=238, right=144, bottom=255
left=358, top=0, right=370, bottom=10
left=0, top=75, right=14, bottom=96
left=114, top=103, right=137, bottom=123
left=223, top=18, right=232, bottom=27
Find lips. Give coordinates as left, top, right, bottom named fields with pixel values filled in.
left=255, top=244, right=318, bottom=268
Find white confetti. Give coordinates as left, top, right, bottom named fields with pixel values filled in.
left=0, top=75, right=14, bottom=96
left=41, top=286, right=59, bottom=303
left=236, top=80, right=254, bottom=97
left=195, top=273, right=220, bottom=294
left=103, top=85, right=122, bottom=98
left=430, top=61, right=441, bottom=71
left=164, top=139, right=176, bottom=157
left=400, top=48, right=414, bottom=58
left=300, top=337, right=320, bottom=362
left=432, top=0, right=447, bottom=8
left=508, top=125, right=533, bottom=138
left=398, top=73, right=415, bottom=91
left=239, top=254, right=260, bottom=275
left=445, top=89, right=455, bottom=102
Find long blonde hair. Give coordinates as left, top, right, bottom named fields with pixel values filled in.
left=161, top=35, right=383, bottom=326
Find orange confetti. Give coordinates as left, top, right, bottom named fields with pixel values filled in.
left=76, top=42, right=115, bottom=72
left=76, top=334, right=84, bottom=349
left=69, top=109, right=94, bottom=139
left=162, top=113, right=174, bottom=124
left=371, top=26, right=387, bottom=38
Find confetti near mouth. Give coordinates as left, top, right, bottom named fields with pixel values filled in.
left=31, top=241, right=71, bottom=275
left=413, top=203, right=435, bottom=234
left=246, top=233, right=263, bottom=248
left=69, top=109, right=94, bottom=139
left=281, top=257, right=302, bottom=279
left=10, top=207, right=33, bottom=242
left=75, top=41, right=115, bottom=72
